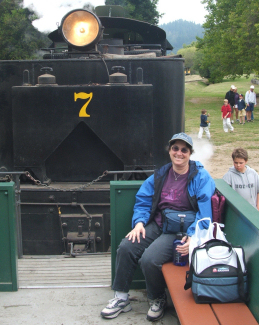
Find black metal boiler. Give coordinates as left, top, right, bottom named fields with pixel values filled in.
left=0, top=6, right=185, bottom=255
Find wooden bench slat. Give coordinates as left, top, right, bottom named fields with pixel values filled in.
left=211, top=303, right=258, bottom=325
left=162, top=263, right=219, bottom=325
left=162, top=262, right=258, bottom=325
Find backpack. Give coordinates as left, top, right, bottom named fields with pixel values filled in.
left=184, top=239, right=249, bottom=304
left=211, top=190, right=225, bottom=224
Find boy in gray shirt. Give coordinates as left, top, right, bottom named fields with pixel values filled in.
left=223, top=148, right=259, bottom=210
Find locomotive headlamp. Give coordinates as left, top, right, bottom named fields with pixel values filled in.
left=61, top=9, right=103, bottom=48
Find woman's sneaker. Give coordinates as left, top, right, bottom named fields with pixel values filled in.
left=146, top=293, right=167, bottom=321
left=101, top=297, right=132, bottom=319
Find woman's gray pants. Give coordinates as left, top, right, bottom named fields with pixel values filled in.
left=112, top=221, right=177, bottom=300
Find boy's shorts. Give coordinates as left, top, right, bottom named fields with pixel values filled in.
left=239, top=109, right=246, bottom=118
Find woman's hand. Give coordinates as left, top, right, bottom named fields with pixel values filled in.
left=175, top=235, right=191, bottom=256
left=125, top=222, right=145, bottom=243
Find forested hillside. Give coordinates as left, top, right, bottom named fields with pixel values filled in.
left=160, top=20, right=204, bottom=54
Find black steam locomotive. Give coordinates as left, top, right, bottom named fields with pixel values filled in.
left=0, top=6, right=185, bottom=256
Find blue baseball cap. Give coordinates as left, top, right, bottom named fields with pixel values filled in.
left=169, top=132, right=193, bottom=148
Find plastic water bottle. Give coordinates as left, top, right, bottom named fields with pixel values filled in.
left=173, top=232, right=188, bottom=266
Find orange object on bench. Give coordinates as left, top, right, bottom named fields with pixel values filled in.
left=211, top=303, right=258, bottom=325
left=162, top=263, right=219, bottom=325
left=162, top=262, right=258, bottom=325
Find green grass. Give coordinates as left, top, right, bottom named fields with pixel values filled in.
left=185, top=75, right=259, bottom=146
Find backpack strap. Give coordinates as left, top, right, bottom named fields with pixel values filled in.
left=184, top=245, right=199, bottom=290
left=236, top=251, right=250, bottom=302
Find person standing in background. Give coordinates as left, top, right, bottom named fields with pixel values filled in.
left=237, top=94, right=246, bottom=125
left=198, top=109, right=211, bottom=140
left=223, top=148, right=259, bottom=210
left=234, top=87, right=239, bottom=123
left=245, top=85, right=256, bottom=122
left=221, top=99, right=234, bottom=132
left=225, top=85, right=236, bottom=124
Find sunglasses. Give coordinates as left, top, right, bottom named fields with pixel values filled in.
left=171, top=145, right=189, bottom=154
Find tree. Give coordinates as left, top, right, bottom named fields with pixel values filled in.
left=83, top=2, right=95, bottom=12
left=227, top=0, right=259, bottom=75
left=105, top=0, right=163, bottom=25
left=160, top=20, right=204, bottom=54
left=105, top=0, right=127, bottom=4
left=177, top=42, right=197, bottom=73
left=0, top=0, right=49, bottom=60
left=197, top=0, right=259, bottom=83
left=192, top=48, right=209, bottom=78
left=175, top=42, right=205, bottom=75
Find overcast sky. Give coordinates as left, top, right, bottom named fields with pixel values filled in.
left=23, top=0, right=207, bottom=32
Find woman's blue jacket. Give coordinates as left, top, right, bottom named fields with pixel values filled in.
left=131, top=160, right=215, bottom=236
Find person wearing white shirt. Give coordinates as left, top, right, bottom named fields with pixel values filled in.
left=245, top=85, right=257, bottom=122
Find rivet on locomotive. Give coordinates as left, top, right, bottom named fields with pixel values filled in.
left=0, top=6, right=185, bottom=256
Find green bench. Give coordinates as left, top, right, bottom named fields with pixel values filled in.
left=110, top=181, right=146, bottom=289
left=110, top=179, right=259, bottom=324
left=0, top=182, right=18, bottom=292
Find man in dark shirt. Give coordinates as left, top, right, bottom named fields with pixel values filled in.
left=225, top=85, right=236, bottom=124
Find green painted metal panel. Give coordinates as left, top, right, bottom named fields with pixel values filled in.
left=110, top=177, right=259, bottom=320
left=110, top=181, right=145, bottom=289
left=215, top=179, right=259, bottom=322
left=0, top=182, right=18, bottom=291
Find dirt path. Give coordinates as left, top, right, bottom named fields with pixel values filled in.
left=185, top=75, right=207, bottom=83
left=191, top=137, right=259, bottom=179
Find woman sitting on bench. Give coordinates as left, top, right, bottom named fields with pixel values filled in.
left=101, top=132, right=215, bottom=321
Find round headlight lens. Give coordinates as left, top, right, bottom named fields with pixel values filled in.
left=61, top=10, right=102, bottom=47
